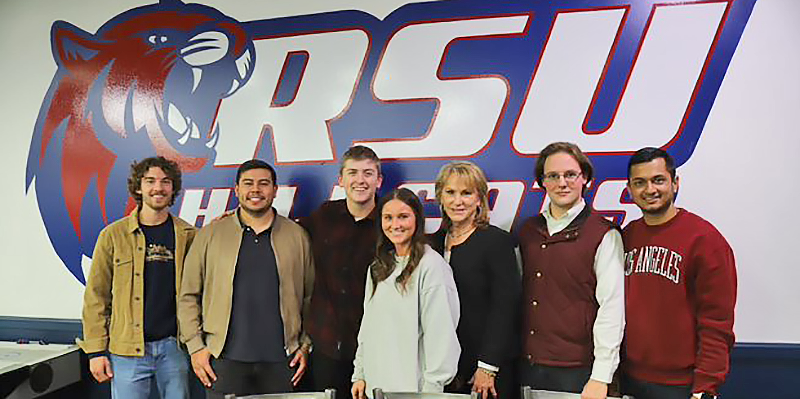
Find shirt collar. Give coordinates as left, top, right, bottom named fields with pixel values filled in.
left=235, top=207, right=277, bottom=230
left=340, top=199, right=377, bottom=222
left=542, top=198, right=585, bottom=235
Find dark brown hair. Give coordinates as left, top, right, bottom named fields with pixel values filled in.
left=535, top=142, right=594, bottom=191
left=236, top=159, right=277, bottom=185
left=127, top=156, right=182, bottom=207
left=628, top=147, right=677, bottom=180
left=371, top=188, right=426, bottom=297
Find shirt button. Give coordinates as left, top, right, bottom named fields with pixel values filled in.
left=340, top=289, right=347, bottom=294
left=540, top=244, right=546, bottom=249
left=532, top=300, right=538, bottom=307
left=536, top=271, right=542, bottom=278
left=526, top=354, right=532, bottom=360
left=530, top=329, right=536, bottom=335
left=135, top=273, right=141, bottom=277
left=135, top=348, right=141, bottom=353
left=134, top=297, right=140, bottom=301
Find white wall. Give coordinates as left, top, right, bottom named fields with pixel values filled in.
left=678, top=0, right=800, bottom=343
left=0, top=0, right=797, bottom=344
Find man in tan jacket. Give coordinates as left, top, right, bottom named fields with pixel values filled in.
left=178, top=159, right=314, bottom=399
left=80, top=156, right=196, bottom=399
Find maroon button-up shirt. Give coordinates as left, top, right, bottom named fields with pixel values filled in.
left=299, top=199, right=377, bottom=360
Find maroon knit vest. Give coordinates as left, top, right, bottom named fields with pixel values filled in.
left=518, top=206, right=615, bottom=367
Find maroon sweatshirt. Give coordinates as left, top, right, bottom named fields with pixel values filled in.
left=622, top=209, right=736, bottom=394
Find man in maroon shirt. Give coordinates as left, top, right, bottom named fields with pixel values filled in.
left=299, top=146, right=383, bottom=395
left=621, top=147, right=737, bottom=399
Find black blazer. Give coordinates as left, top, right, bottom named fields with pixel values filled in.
left=429, top=225, right=522, bottom=375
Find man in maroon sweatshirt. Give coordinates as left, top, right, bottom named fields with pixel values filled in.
left=621, top=147, right=737, bottom=399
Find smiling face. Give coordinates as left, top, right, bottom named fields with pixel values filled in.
left=339, top=158, right=382, bottom=208
left=381, top=199, right=417, bottom=256
left=542, top=151, right=587, bottom=217
left=628, top=158, right=679, bottom=223
left=235, top=168, right=277, bottom=216
left=440, top=175, right=480, bottom=227
left=137, top=166, right=174, bottom=212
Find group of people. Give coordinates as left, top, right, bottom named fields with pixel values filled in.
left=79, top=143, right=737, bottom=399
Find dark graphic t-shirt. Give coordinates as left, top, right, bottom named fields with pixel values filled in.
left=140, top=216, right=177, bottom=342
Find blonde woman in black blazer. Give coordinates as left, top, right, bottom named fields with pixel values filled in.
left=429, top=161, right=522, bottom=399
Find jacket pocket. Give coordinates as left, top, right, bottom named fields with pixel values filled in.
left=111, top=257, right=134, bottom=295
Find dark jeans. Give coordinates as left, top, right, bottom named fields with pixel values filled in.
left=308, top=350, right=354, bottom=395
left=446, top=361, right=519, bottom=399
left=205, top=357, right=294, bottom=399
left=621, top=374, right=692, bottom=399
left=519, top=362, right=592, bottom=394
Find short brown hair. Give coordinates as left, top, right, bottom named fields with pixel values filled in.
left=535, top=142, right=593, bottom=190
left=340, top=145, right=381, bottom=176
left=127, top=156, right=183, bottom=207
left=236, top=159, right=277, bottom=186
left=434, top=161, right=490, bottom=229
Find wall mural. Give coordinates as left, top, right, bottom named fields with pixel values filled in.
left=25, top=0, right=757, bottom=284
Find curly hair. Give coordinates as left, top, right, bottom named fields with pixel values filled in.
left=127, top=156, right=183, bottom=207
left=371, top=188, right=426, bottom=297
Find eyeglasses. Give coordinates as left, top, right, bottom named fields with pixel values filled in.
left=629, top=176, right=671, bottom=189
left=543, top=171, right=582, bottom=184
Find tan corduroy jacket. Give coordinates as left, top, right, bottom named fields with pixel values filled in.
left=178, top=209, right=314, bottom=358
left=79, top=209, right=196, bottom=356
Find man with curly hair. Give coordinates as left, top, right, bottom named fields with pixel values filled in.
left=79, top=156, right=197, bottom=399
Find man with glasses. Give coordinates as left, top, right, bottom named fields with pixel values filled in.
left=621, top=148, right=736, bottom=399
left=517, top=142, right=625, bottom=399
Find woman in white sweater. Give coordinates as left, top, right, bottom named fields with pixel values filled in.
left=351, top=188, right=460, bottom=399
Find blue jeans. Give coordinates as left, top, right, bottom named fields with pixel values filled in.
left=109, top=336, right=190, bottom=399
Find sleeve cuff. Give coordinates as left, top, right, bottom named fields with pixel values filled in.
left=76, top=337, right=109, bottom=354
left=185, top=335, right=206, bottom=355
left=87, top=351, right=108, bottom=359
left=477, top=361, right=500, bottom=373
left=422, top=380, right=445, bottom=393
left=590, top=361, right=614, bottom=384
left=691, top=373, right=720, bottom=396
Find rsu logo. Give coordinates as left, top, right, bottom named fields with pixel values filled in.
left=26, top=0, right=756, bottom=283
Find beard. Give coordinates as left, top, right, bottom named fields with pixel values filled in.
left=143, top=193, right=172, bottom=211
left=640, top=195, right=674, bottom=217
left=240, top=201, right=272, bottom=218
